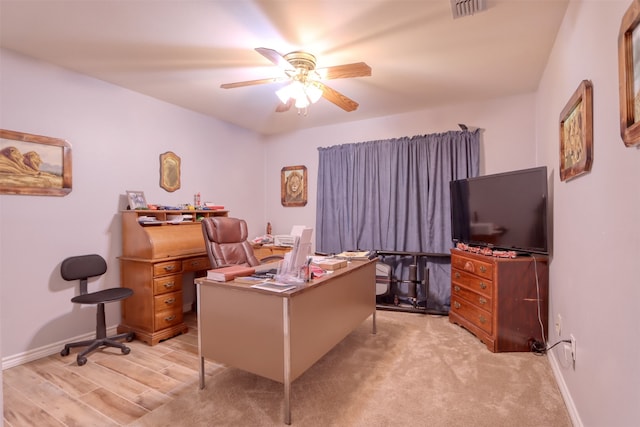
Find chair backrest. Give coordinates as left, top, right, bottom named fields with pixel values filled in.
left=201, top=217, right=260, bottom=268
left=60, top=254, right=107, bottom=295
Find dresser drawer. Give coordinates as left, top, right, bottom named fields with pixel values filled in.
left=182, top=256, right=210, bottom=272
left=154, top=290, right=182, bottom=312
left=153, top=260, right=182, bottom=277
left=451, top=297, right=492, bottom=335
left=452, top=283, right=492, bottom=310
left=451, top=255, right=493, bottom=280
left=452, top=268, right=493, bottom=297
left=153, top=274, right=182, bottom=295
left=154, top=307, right=183, bottom=331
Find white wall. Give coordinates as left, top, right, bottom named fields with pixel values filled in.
left=536, top=1, right=640, bottom=425
left=263, top=94, right=539, bottom=241
left=0, top=49, right=266, bottom=359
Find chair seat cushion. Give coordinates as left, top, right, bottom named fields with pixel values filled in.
left=71, top=287, right=133, bottom=305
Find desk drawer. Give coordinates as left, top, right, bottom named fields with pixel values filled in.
left=153, top=274, right=182, bottom=295
left=182, top=256, right=210, bottom=272
left=154, top=307, right=183, bottom=331
left=451, top=255, right=493, bottom=280
left=154, top=290, right=182, bottom=312
left=452, top=284, right=492, bottom=310
left=452, top=268, right=493, bottom=297
left=153, top=260, right=182, bottom=277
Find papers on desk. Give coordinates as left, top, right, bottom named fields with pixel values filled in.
left=251, top=282, right=296, bottom=293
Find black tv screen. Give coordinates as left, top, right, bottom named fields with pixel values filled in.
left=450, top=166, right=549, bottom=255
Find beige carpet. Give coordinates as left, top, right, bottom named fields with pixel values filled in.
left=130, top=310, right=571, bottom=427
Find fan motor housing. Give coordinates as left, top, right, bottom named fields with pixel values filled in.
left=284, top=51, right=317, bottom=71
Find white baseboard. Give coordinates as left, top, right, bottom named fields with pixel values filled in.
left=2, top=326, right=119, bottom=370
left=548, top=349, right=583, bottom=427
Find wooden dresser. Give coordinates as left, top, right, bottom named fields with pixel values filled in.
left=117, top=209, right=228, bottom=345
left=449, top=249, right=549, bottom=352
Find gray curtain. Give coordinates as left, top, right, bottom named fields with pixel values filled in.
left=316, top=130, right=480, bottom=311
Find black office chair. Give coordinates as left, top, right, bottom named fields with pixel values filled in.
left=60, top=254, right=134, bottom=366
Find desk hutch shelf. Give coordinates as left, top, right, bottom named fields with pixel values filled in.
left=118, top=209, right=228, bottom=345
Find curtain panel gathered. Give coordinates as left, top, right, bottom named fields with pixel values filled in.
left=316, top=130, right=480, bottom=311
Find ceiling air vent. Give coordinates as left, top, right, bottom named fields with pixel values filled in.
left=450, top=0, right=487, bottom=19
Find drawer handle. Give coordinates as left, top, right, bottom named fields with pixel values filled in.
left=479, top=282, right=487, bottom=290
left=454, top=285, right=461, bottom=292
left=164, top=297, right=176, bottom=305
left=454, top=272, right=461, bottom=279
left=164, top=265, right=175, bottom=272
left=479, top=315, right=487, bottom=324
left=163, top=282, right=175, bottom=289
left=478, top=297, right=487, bottom=305
left=164, top=315, right=176, bottom=322
left=454, top=301, right=461, bottom=309
left=190, top=261, right=200, bottom=267
left=479, top=266, right=487, bottom=273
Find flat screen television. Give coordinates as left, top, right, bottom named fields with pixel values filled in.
left=450, top=166, right=549, bottom=255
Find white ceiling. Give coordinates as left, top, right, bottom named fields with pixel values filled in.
left=0, top=0, right=568, bottom=136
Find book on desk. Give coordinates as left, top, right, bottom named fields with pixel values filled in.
left=207, top=265, right=255, bottom=281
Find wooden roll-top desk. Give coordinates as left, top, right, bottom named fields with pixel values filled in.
left=117, top=209, right=228, bottom=345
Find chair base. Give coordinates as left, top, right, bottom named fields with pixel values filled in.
left=61, top=331, right=135, bottom=366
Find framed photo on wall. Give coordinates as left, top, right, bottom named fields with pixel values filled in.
left=281, top=165, right=307, bottom=207
left=559, top=80, right=593, bottom=182
left=0, top=129, right=72, bottom=196
left=618, top=0, right=640, bottom=147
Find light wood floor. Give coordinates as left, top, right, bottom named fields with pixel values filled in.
left=3, top=312, right=219, bottom=426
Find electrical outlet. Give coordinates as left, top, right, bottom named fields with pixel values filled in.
left=570, top=334, right=576, bottom=363
left=555, top=314, right=562, bottom=336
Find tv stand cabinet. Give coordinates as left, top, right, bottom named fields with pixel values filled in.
left=117, top=209, right=228, bottom=345
left=449, top=249, right=549, bottom=352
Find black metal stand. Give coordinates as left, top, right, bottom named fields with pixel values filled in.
left=374, top=250, right=450, bottom=316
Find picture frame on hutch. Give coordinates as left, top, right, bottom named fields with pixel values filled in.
left=281, top=165, right=307, bottom=207
left=618, top=0, right=640, bottom=147
left=559, top=80, right=593, bottom=182
left=0, top=129, right=72, bottom=196
left=126, top=190, right=148, bottom=210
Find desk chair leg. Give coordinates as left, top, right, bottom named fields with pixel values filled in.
left=60, top=303, right=135, bottom=366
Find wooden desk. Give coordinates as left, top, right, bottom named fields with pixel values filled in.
left=196, top=259, right=377, bottom=425
left=118, top=209, right=228, bottom=345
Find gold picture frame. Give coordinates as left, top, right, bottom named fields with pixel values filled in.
left=281, top=165, right=307, bottom=207
left=126, top=190, right=148, bottom=210
left=0, top=129, right=72, bottom=196
left=159, top=151, right=181, bottom=192
left=618, top=0, right=640, bottom=147
left=560, top=80, right=593, bottom=182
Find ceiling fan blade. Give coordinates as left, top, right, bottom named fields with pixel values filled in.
left=276, top=98, right=294, bottom=113
left=319, top=83, right=359, bottom=112
left=316, top=62, right=371, bottom=80
left=220, top=76, right=286, bottom=89
left=255, top=47, right=295, bottom=70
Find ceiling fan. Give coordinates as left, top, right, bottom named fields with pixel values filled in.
left=220, top=48, right=371, bottom=113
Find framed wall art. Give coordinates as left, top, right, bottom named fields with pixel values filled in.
left=126, top=190, right=148, bottom=210
left=281, top=165, right=307, bottom=207
left=0, top=129, right=72, bottom=196
left=618, top=0, right=640, bottom=147
left=160, top=151, right=181, bottom=192
left=559, top=80, right=593, bottom=182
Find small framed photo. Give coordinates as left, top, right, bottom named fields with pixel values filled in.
left=0, top=129, right=72, bottom=196
left=559, top=80, right=593, bottom=182
left=126, top=190, right=148, bottom=210
left=618, top=0, right=640, bottom=147
left=281, top=165, right=307, bottom=207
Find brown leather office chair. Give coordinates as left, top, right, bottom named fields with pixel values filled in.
left=202, top=217, right=280, bottom=268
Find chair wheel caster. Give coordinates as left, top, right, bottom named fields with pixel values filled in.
left=77, top=356, right=87, bottom=366
left=126, top=334, right=134, bottom=342
left=122, top=346, right=131, bottom=355
left=60, top=348, right=70, bottom=357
